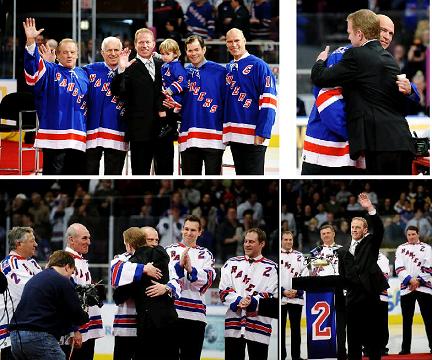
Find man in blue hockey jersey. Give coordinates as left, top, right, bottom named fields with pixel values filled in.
left=23, top=18, right=88, bottom=175
left=223, top=28, right=277, bottom=175
left=178, top=35, right=226, bottom=175
left=83, top=37, right=128, bottom=175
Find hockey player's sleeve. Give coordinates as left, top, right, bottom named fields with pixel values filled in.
left=167, top=62, right=188, bottom=96
left=219, top=261, right=243, bottom=311
left=24, top=43, right=50, bottom=90
left=255, top=62, right=277, bottom=139
left=395, top=246, right=412, bottom=287
left=187, top=250, right=216, bottom=294
left=418, top=245, right=432, bottom=286
left=110, top=257, right=144, bottom=287
left=247, top=264, right=278, bottom=313
left=408, top=82, right=420, bottom=103
left=1, top=257, right=38, bottom=301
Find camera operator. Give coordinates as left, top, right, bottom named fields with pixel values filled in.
left=9, top=250, right=88, bottom=360
left=62, top=223, right=104, bottom=360
left=0, top=227, right=42, bottom=360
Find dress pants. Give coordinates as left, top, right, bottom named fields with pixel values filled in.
left=135, top=320, right=177, bottom=360
left=400, top=291, right=432, bottom=353
left=281, top=303, right=302, bottom=360
left=42, top=148, right=86, bottom=175
left=180, top=147, right=223, bottom=175
left=86, top=147, right=126, bottom=175
left=174, top=318, right=206, bottom=360
left=230, top=142, right=266, bottom=175
left=365, top=151, right=413, bottom=175
left=113, top=336, right=137, bottom=360
left=225, top=336, right=269, bottom=360
left=129, top=138, right=174, bottom=175
left=346, top=298, right=381, bottom=360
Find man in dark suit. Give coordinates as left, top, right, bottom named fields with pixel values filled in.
left=113, top=227, right=178, bottom=359
left=337, top=192, right=389, bottom=360
left=311, top=9, right=415, bottom=175
left=111, top=28, right=174, bottom=175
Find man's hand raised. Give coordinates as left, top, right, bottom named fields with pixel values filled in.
left=358, top=192, right=374, bottom=212
left=23, top=18, right=44, bottom=46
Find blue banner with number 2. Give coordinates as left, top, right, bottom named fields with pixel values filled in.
left=306, top=291, right=337, bottom=360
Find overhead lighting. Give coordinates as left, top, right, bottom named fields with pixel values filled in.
left=80, top=20, right=90, bottom=30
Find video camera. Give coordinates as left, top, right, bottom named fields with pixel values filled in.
left=75, top=282, right=106, bottom=309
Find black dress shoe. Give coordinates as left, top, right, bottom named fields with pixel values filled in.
left=398, top=350, right=411, bottom=355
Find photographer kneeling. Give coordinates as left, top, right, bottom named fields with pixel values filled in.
left=9, top=251, right=89, bottom=360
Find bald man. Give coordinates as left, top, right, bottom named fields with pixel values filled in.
left=223, top=28, right=277, bottom=175
left=303, top=12, right=418, bottom=175
left=84, top=37, right=128, bottom=175
left=63, top=223, right=104, bottom=360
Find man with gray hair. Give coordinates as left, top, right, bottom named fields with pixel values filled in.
left=83, top=36, right=128, bottom=175
left=0, top=227, right=42, bottom=360
left=62, top=223, right=104, bottom=360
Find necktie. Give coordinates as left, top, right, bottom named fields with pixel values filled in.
left=145, top=60, right=155, bottom=81
left=350, top=240, right=359, bottom=255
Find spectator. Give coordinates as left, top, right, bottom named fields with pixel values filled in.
left=197, top=216, right=215, bottom=255
left=237, top=192, right=263, bottom=225
left=325, top=194, right=344, bottom=218
left=192, top=193, right=218, bottom=234
left=346, top=195, right=362, bottom=213
left=227, top=0, right=250, bottom=38
left=336, top=183, right=352, bottom=205
left=379, top=198, right=396, bottom=216
left=297, top=97, right=306, bottom=116
left=153, top=0, right=184, bottom=39
left=406, top=209, right=432, bottom=241
left=216, top=0, right=235, bottom=38
left=180, top=180, right=201, bottom=209
left=185, top=0, right=215, bottom=39
left=400, top=200, right=415, bottom=227
left=215, top=206, right=242, bottom=262
left=383, top=215, right=405, bottom=245
left=249, top=0, right=271, bottom=39
left=394, top=192, right=407, bottom=214
left=314, top=203, right=328, bottom=228
left=406, top=71, right=428, bottom=115
left=392, top=43, right=407, bottom=70
left=281, top=204, right=296, bottom=236
left=156, top=206, right=184, bottom=248
left=363, top=182, right=378, bottom=205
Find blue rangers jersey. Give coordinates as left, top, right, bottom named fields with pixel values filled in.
left=166, top=242, right=216, bottom=323
left=219, top=255, right=278, bottom=345
left=24, top=44, right=88, bottom=151
left=185, top=1, right=215, bottom=39
left=65, top=247, right=104, bottom=342
left=0, top=253, right=42, bottom=349
left=161, top=59, right=187, bottom=107
left=178, top=61, right=226, bottom=152
left=302, top=45, right=366, bottom=169
left=224, top=53, right=277, bottom=146
left=83, top=62, right=128, bottom=152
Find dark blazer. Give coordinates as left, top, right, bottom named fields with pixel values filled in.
left=111, top=57, right=164, bottom=142
left=311, top=40, right=415, bottom=160
left=113, top=245, right=177, bottom=329
left=337, top=213, right=389, bottom=305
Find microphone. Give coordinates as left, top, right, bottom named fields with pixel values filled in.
left=0, top=271, right=7, bottom=294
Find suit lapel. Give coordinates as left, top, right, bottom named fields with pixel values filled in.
left=134, top=58, right=153, bottom=81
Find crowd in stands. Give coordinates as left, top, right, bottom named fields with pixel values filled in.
left=0, top=179, right=278, bottom=265
left=282, top=180, right=432, bottom=253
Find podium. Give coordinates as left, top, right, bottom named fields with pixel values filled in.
left=292, top=275, right=344, bottom=360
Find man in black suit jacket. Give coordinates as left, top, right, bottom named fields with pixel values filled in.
left=113, top=227, right=178, bottom=359
left=311, top=9, right=415, bottom=175
left=111, top=28, right=174, bottom=175
left=337, top=193, right=389, bottom=360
